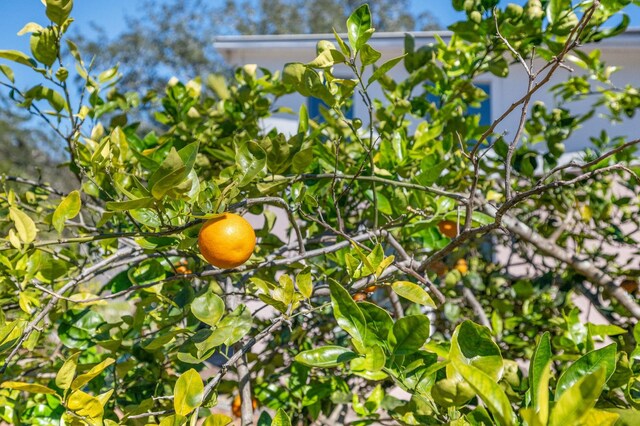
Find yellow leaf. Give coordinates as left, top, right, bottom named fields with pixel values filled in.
left=71, top=358, right=115, bottom=390
left=67, top=390, right=104, bottom=424
left=9, top=207, right=37, bottom=244
left=173, top=369, right=203, bottom=416
left=52, top=190, right=82, bottom=234
left=1, top=380, right=57, bottom=395
left=203, top=413, right=233, bottom=426
left=56, top=352, right=80, bottom=390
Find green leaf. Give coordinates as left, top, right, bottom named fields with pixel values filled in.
left=360, top=44, right=381, bottom=66
left=272, top=409, right=291, bottom=426
left=71, top=357, right=115, bottom=390
left=298, top=103, right=309, bottom=134
left=203, top=414, right=233, bottom=426
left=52, top=190, right=81, bottom=234
left=159, top=415, right=187, bottom=426
left=449, top=320, right=503, bottom=381
left=0, top=381, right=57, bottom=395
left=282, top=62, right=305, bottom=84
left=17, top=22, right=44, bottom=35
left=529, top=332, right=552, bottom=409
left=359, top=302, right=393, bottom=346
left=367, top=55, right=404, bottom=88
left=332, top=29, right=351, bottom=57
left=9, top=207, right=37, bottom=244
left=546, top=0, right=570, bottom=25
left=296, top=267, right=313, bottom=299
left=191, top=291, right=225, bottom=327
left=555, top=343, right=616, bottom=400
left=236, top=141, right=267, bottom=187
left=389, top=315, right=430, bottom=355
left=207, top=74, right=230, bottom=100
left=46, top=0, right=73, bottom=25
left=351, top=343, right=386, bottom=372
left=0, top=50, right=36, bottom=67
left=521, top=361, right=551, bottom=426
left=294, top=346, right=358, bottom=368
left=329, top=279, right=367, bottom=345
left=346, top=4, right=373, bottom=51
left=30, top=28, right=57, bottom=67
left=174, top=369, right=204, bottom=416
left=0, top=64, right=14, bottom=82
left=23, top=85, right=67, bottom=112
left=58, top=309, right=106, bottom=349
left=549, top=368, right=607, bottom=426
left=391, top=281, right=436, bottom=308
left=308, top=49, right=345, bottom=68
left=105, top=197, right=154, bottom=212
left=291, top=147, right=313, bottom=173
left=148, top=147, right=186, bottom=199
left=55, top=352, right=80, bottom=390
left=451, top=360, right=516, bottom=426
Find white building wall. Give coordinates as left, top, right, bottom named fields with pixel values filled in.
left=215, top=31, right=640, bottom=153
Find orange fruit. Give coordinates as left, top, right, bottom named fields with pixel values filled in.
left=430, top=261, right=449, bottom=277
left=175, top=265, right=189, bottom=274
left=438, top=220, right=458, bottom=238
left=352, top=292, right=367, bottom=301
left=455, top=259, right=468, bottom=275
left=198, top=213, right=256, bottom=269
left=364, top=285, right=377, bottom=293
left=621, top=279, right=638, bottom=294
left=231, top=394, right=258, bottom=417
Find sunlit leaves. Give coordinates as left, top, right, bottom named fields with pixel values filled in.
left=0, top=381, right=57, bottom=395
left=329, top=279, right=367, bottom=345
left=55, top=352, right=80, bottom=390
left=9, top=207, right=37, bottom=244
left=191, top=290, right=225, bottom=327
left=174, top=369, right=204, bottom=416
left=555, top=343, right=617, bottom=399
left=71, top=357, right=115, bottom=390
left=389, top=315, right=430, bottom=355
left=391, top=281, right=436, bottom=308
left=45, top=0, right=73, bottom=25
left=52, top=190, right=81, bottom=234
left=346, top=4, right=373, bottom=51
left=0, top=50, right=36, bottom=67
left=294, top=346, right=358, bottom=367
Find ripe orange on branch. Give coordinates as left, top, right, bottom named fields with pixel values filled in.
left=232, top=394, right=258, bottom=417
left=198, top=213, right=256, bottom=269
left=438, top=220, right=459, bottom=238
left=455, top=259, right=468, bottom=275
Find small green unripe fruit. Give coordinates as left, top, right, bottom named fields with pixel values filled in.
left=445, top=269, right=463, bottom=287
left=353, top=118, right=363, bottom=129
left=432, top=378, right=476, bottom=407
left=463, top=0, right=477, bottom=12
left=503, top=360, right=521, bottom=388
left=505, top=4, right=523, bottom=18
left=470, top=11, right=483, bottom=24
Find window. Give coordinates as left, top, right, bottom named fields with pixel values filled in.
left=470, top=82, right=492, bottom=127
left=424, top=82, right=492, bottom=126
left=307, top=96, right=354, bottom=122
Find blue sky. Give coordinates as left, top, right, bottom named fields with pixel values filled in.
left=1, top=0, right=638, bottom=88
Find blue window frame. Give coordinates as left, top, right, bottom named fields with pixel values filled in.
left=469, top=82, right=492, bottom=127
left=424, top=82, right=492, bottom=126
left=307, top=96, right=354, bottom=122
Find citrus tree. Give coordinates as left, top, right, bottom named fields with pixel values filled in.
left=1, top=0, right=640, bottom=425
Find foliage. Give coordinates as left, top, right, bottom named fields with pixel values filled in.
left=1, top=0, right=640, bottom=425
left=72, top=0, right=440, bottom=94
